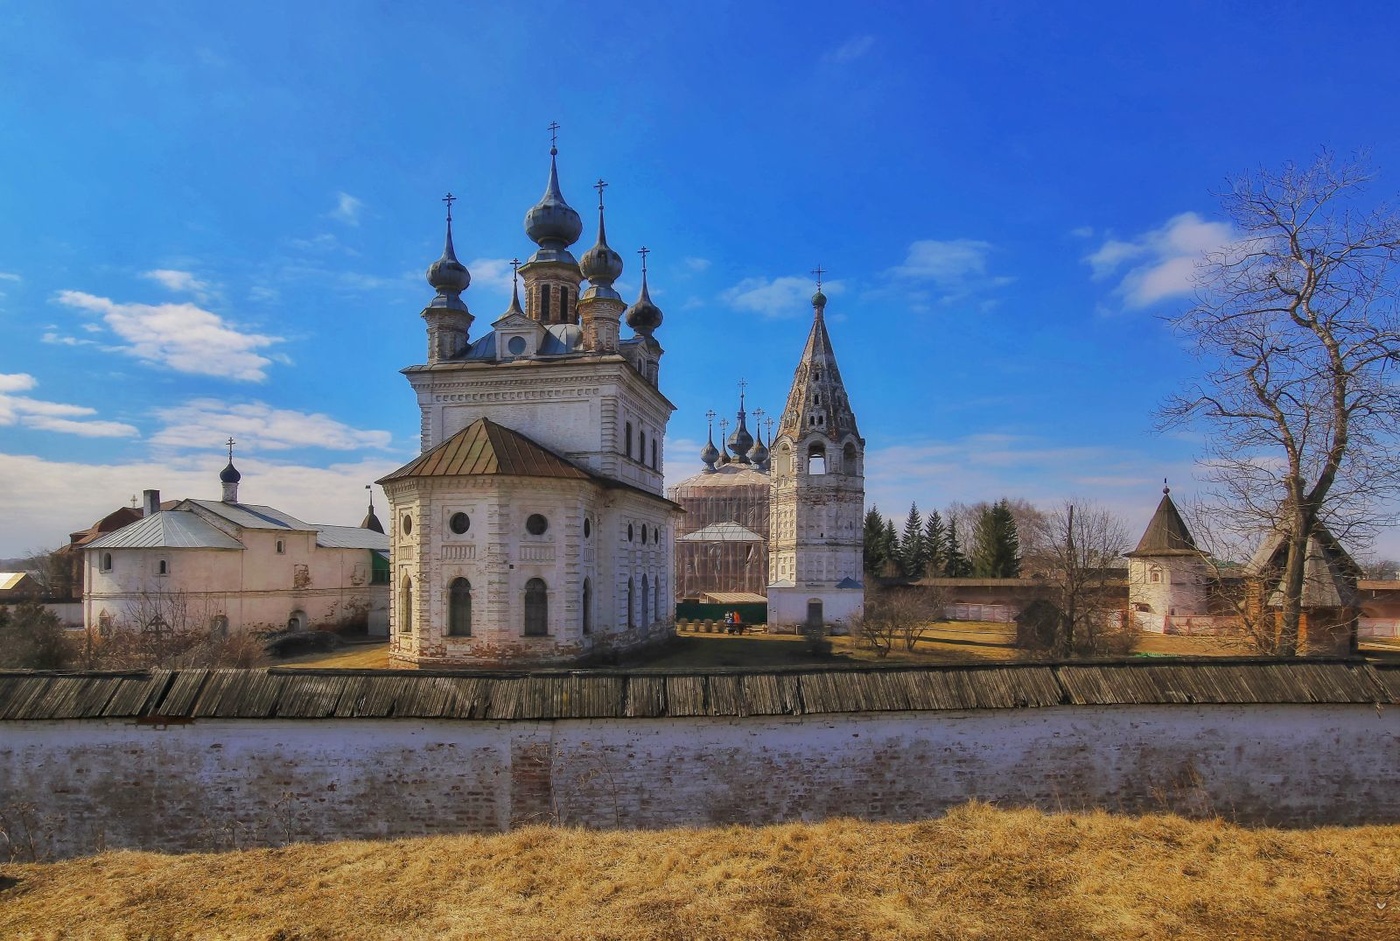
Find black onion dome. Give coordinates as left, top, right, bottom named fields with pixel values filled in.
left=524, top=149, right=583, bottom=249
left=749, top=433, right=769, bottom=467
left=700, top=433, right=721, bottom=471
left=625, top=270, right=664, bottom=336
left=219, top=461, right=241, bottom=484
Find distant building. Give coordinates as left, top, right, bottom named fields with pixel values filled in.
left=378, top=140, right=679, bottom=666
left=84, top=459, right=388, bottom=636
left=1125, top=484, right=1208, bottom=634
left=0, top=572, right=41, bottom=602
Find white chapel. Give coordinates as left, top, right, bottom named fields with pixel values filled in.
left=378, top=139, right=679, bottom=666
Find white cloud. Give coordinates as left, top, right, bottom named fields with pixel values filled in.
left=0, top=373, right=138, bottom=438
left=0, top=272, right=20, bottom=282
left=54, top=290, right=282, bottom=382
left=149, top=399, right=392, bottom=452
left=466, top=257, right=517, bottom=294
left=142, top=269, right=211, bottom=295
left=330, top=192, right=364, bottom=226
left=890, top=239, right=994, bottom=285
left=720, top=276, right=845, bottom=319
left=1085, top=212, right=1235, bottom=309
left=825, top=35, right=875, bottom=64
left=1069, top=226, right=1095, bottom=239
left=683, top=257, right=711, bottom=273
left=41, top=332, right=98, bottom=347
left=0, top=451, right=401, bottom=556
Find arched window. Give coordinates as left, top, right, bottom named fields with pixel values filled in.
left=640, top=430, right=647, bottom=463
left=1149, top=567, right=1162, bottom=584
left=524, top=578, right=548, bottom=636
left=627, top=577, right=635, bottom=628
left=625, top=422, right=633, bottom=458
left=651, top=439, right=658, bottom=470
left=653, top=578, right=660, bottom=623
left=157, top=559, right=168, bottom=576
left=448, top=578, right=472, bottom=636
left=288, top=610, right=306, bottom=631
left=582, top=578, right=592, bottom=634
left=400, top=576, right=413, bottom=633
left=100, top=552, right=112, bottom=573
left=641, top=574, right=649, bottom=627
left=808, top=443, right=826, bottom=475
left=541, top=283, right=553, bottom=322
left=842, top=442, right=858, bottom=474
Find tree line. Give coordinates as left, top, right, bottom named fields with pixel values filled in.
left=863, top=499, right=1029, bottom=580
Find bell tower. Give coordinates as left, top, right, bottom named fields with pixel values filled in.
left=767, top=270, right=865, bottom=632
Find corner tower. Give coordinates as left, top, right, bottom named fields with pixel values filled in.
left=1126, top=483, right=1208, bottom=633
left=767, top=276, right=864, bottom=632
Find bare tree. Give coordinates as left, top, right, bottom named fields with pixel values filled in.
left=1164, top=154, right=1400, bottom=655
left=1029, top=501, right=1133, bottom=656
left=854, top=587, right=945, bottom=657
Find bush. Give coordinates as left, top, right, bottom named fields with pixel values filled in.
left=0, top=602, right=68, bottom=670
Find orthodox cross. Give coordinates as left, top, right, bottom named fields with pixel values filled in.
left=753, top=407, right=766, bottom=442
left=442, top=192, right=456, bottom=223
left=810, top=264, right=825, bottom=291
left=129, top=494, right=138, bottom=508
left=510, top=258, right=522, bottom=291
left=547, top=121, right=560, bottom=150
left=705, top=408, right=716, bottom=434
left=638, top=245, right=650, bottom=274
left=719, top=417, right=729, bottom=442
left=226, top=437, right=235, bottom=462
left=737, top=377, right=747, bottom=408
left=765, top=417, right=775, bottom=440
left=594, top=178, right=608, bottom=210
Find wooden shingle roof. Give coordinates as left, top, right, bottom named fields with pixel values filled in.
left=1128, top=489, right=1199, bottom=557
left=1, top=659, right=1393, bottom=722
left=379, top=418, right=593, bottom=483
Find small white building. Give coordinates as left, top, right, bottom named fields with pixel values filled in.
left=84, top=465, right=389, bottom=636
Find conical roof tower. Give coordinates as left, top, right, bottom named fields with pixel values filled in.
left=776, top=286, right=860, bottom=443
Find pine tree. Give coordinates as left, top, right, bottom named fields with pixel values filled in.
left=944, top=517, right=971, bottom=577
left=922, top=510, right=947, bottom=577
left=972, top=499, right=1022, bottom=578
left=899, top=503, right=925, bottom=578
left=882, top=519, right=899, bottom=576
left=863, top=507, right=888, bottom=576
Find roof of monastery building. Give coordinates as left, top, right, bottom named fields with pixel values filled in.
left=380, top=417, right=593, bottom=482
left=678, top=521, right=765, bottom=543
left=1248, top=525, right=1362, bottom=609
left=1127, top=485, right=1200, bottom=558
left=88, top=510, right=246, bottom=551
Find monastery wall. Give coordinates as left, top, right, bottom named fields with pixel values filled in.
left=4, top=704, right=1398, bottom=860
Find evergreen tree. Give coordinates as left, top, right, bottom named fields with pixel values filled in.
left=863, top=507, right=888, bottom=576
left=882, top=519, right=899, bottom=576
left=972, top=499, right=1022, bottom=578
left=922, top=510, right=947, bottom=577
left=899, top=503, right=925, bottom=577
left=944, top=517, right=971, bottom=577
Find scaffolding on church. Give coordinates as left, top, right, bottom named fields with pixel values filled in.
left=668, top=466, right=771, bottom=601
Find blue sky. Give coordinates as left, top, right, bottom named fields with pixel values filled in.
left=4, top=1, right=1400, bottom=559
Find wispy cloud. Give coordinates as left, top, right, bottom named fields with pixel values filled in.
left=1085, top=212, right=1234, bottom=309
left=149, top=399, right=392, bottom=452
left=0, top=373, right=138, bottom=438
left=40, top=331, right=97, bottom=347
left=330, top=192, right=364, bottom=226
left=0, top=272, right=20, bottom=282
left=143, top=268, right=211, bottom=297
left=825, top=35, right=875, bottom=64
left=874, top=238, right=1012, bottom=310
left=466, top=257, right=517, bottom=294
left=720, top=276, right=845, bottom=319
left=683, top=257, right=711, bottom=273
left=54, top=290, right=282, bottom=382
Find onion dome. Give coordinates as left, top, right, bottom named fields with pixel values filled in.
left=219, top=460, right=241, bottom=484
left=749, top=428, right=769, bottom=468
left=523, top=146, right=583, bottom=258
left=700, top=431, right=720, bottom=472
left=624, top=249, right=664, bottom=336
left=727, top=405, right=754, bottom=464
left=811, top=288, right=827, bottom=310
left=361, top=485, right=384, bottom=533
left=580, top=182, right=624, bottom=291
left=427, top=202, right=471, bottom=310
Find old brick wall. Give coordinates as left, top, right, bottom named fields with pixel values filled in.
left=3, top=705, right=1398, bottom=860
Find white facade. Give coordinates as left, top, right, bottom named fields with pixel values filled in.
left=767, top=290, right=865, bottom=631
left=380, top=146, right=678, bottom=666
left=84, top=492, right=389, bottom=636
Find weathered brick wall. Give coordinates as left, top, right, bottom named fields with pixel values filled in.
left=3, top=704, right=1398, bottom=860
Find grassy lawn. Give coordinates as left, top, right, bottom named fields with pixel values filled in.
left=4, top=803, right=1397, bottom=940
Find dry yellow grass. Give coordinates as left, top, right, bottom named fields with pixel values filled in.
left=3, top=803, right=1397, bottom=940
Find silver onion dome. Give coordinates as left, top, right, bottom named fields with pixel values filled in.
left=625, top=266, right=663, bottom=336
left=427, top=217, right=471, bottom=309
left=700, top=432, right=721, bottom=472
left=749, top=430, right=769, bottom=468
left=523, top=147, right=583, bottom=256
left=580, top=200, right=624, bottom=289
left=219, top=461, right=241, bottom=484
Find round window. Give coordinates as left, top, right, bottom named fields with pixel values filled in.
left=507, top=335, right=527, bottom=355
left=401, top=514, right=413, bottom=536
left=583, top=518, right=592, bottom=538
left=526, top=513, right=548, bottom=536
left=449, top=512, right=470, bottom=534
